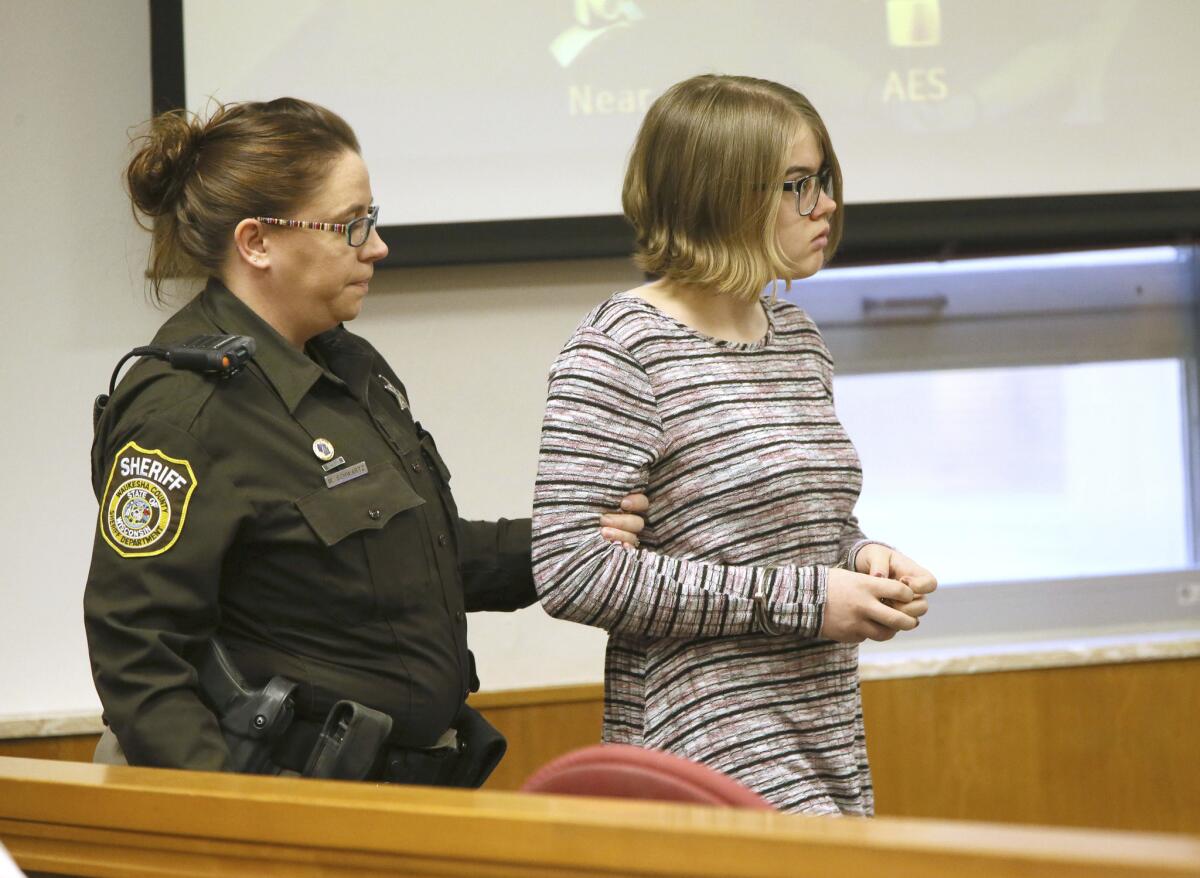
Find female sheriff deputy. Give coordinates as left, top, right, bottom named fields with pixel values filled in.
left=85, top=98, right=646, bottom=783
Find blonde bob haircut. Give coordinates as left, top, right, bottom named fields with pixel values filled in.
left=623, top=74, right=843, bottom=302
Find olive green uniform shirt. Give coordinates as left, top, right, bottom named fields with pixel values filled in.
left=84, top=280, right=535, bottom=771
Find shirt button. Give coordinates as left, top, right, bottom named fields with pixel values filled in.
left=438, top=533, right=448, bottom=546
left=456, top=611, right=465, bottom=622
left=368, top=508, right=382, bottom=520
left=411, top=461, right=423, bottom=473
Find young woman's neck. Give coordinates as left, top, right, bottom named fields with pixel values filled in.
left=639, top=279, right=768, bottom=344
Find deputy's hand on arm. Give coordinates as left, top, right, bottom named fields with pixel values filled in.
left=855, top=543, right=938, bottom=622
left=819, top=569, right=918, bottom=644
left=599, top=493, right=648, bottom=549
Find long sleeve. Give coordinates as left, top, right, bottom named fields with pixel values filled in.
left=532, top=326, right=826, bottom=639
left=457, top=517, right=537, bottom=612
left=837, top=513, right=881, bottom=570
left=84, top=416, right=248, bottom=771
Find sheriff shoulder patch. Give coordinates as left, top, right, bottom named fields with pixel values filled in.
left=99, top=441, right=198, bottom=558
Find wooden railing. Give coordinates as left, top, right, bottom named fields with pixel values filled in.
left=1, top=756, right=1198, bottom=878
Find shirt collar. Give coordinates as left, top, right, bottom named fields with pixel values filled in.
left=199, top=279, right=324, bottom=413
left=309, top=326, right=375, bottom=403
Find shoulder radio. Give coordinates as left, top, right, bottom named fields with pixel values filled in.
left=93, top=334, right=257, bottom=429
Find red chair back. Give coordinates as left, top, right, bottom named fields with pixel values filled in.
left=521, top=744, right=773, bottom=810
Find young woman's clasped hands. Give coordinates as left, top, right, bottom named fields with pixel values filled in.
left=822, top=545, right=938, bottom=643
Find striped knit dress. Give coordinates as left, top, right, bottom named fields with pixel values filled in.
left=532, top=292, right=879, bottom=815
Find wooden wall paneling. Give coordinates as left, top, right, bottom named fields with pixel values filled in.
left=470, top=684, right=604, bottom=791
left=0, top=736, right=98, bottom=763
left=860, top=659, right=1200, bottom=833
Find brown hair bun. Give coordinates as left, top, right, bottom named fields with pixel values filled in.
left=126, top=110, right=202, bottom=219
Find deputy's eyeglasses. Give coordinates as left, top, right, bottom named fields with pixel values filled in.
left=781, top=172, right=833, bottom=217
left=256, top=204, right=380, bottom=247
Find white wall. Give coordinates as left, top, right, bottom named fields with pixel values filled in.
left=0, top=2, right=637, bottom=723
left=2, top=0, right=159, bottom=721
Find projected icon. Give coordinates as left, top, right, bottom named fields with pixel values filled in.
left=551, top=0, right=644, bottom=68
left=887, top=0, right=941, bottom=47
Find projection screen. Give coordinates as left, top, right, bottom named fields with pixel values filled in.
left=154, top=0, right=1200, bottom=265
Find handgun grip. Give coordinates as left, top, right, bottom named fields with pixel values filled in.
left=194, top=638, right=298, bottom=774
left=195, top=638, right=256, bottom=714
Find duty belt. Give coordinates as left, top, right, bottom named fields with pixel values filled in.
left=196, top=637, right=504, bottom=787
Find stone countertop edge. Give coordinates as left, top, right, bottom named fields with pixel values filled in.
left=857, top=629, right=1200, bottom=681
left=0, top=711, right=106, bottom=741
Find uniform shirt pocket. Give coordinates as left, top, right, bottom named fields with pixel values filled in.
left=297, top=464, right=425, bottom=545
left=294, top=465, right=432, bottom=624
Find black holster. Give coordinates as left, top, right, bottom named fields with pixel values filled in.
left=380, top=704, right=506, bottom=788
left=302, top=700, right=394, bottom=780
left=195, top=638, right=298, bottom=775
left=196, top=638, right=393, bottom=780
left=452, top=703, right=507, bottom=787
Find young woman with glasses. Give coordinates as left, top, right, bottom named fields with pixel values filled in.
left=85, top=98, right=647, bottom=781
left=532, top=75, right=938, bottom=814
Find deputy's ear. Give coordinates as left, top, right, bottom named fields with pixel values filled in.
left=233, top=218, right=270, bottom=271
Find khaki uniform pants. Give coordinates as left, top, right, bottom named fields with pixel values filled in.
left=93, top=728, right=128, bottom=766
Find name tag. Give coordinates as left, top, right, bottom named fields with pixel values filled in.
left=325, top=460, right=368, bottom=489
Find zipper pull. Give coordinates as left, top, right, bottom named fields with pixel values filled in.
left=378, top=374, right=409, bottom=410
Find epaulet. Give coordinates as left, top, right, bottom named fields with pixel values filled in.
left=95, top=357, right=225, bottom=444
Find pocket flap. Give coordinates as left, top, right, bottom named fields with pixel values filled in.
left=296, top=464, right=425, bottom=546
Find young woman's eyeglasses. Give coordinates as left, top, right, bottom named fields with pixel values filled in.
left=256, top=204, right=380, bottom=247
left=781, top=172, right=833, bottom=217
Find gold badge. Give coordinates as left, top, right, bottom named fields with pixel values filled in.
left=312, top=438, right=336, bottom=461
left=100, top=441, right=198, bottom=558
